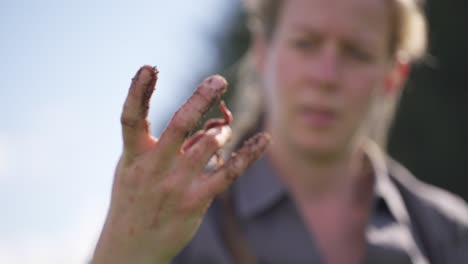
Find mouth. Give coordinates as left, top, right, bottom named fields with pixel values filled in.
left=297, top=105, right=338, bottom=128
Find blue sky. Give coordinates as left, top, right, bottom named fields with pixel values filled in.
left=0, top=0, right=238, bottom=262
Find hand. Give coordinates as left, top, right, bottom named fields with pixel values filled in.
left=91, top=66, right=270, bottom=264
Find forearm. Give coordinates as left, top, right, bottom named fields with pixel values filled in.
left=91, top=223, right=172, bottom=264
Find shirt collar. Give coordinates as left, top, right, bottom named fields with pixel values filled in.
left=233, top=155, right=287, bottom=219
left=233, top=139, right=410, bottom=225
left=363, top=140, right=411, bottom=225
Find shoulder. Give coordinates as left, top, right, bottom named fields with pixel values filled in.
left=387, top=158, right=468, bottom=262
left=387, top=158, right=468, bottom=228
left=387, top=157, right=468, bottom=262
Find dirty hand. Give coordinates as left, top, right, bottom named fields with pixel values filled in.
left=91, top=66, right=270, bottom=264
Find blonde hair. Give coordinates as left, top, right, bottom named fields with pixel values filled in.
left=226, top=0, right=428, bottom=153
left=243, top=0, right=427, bottom=60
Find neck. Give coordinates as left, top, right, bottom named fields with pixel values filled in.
left=267, top=137, right=368, bottom=200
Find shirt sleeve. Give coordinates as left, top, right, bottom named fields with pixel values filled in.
left=171, top=245, right=191, bottom=264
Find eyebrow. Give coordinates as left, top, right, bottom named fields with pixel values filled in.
left=288, top=22, right=381, bottom=50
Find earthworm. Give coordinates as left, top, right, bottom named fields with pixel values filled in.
left=182, top=100, right=233, bottom=167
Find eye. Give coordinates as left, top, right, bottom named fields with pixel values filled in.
left=293, top=39, right=314, bottom=49
left=343, top=44, right=375, bottom=62
left=290, top=36, right=319, bottom=52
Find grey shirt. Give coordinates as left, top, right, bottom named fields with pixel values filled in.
left=173, top=142, right=468, bottom=263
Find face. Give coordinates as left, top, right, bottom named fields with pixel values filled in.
left=255, top=0, right=401, bottom=158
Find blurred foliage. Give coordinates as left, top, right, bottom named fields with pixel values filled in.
left=388, top=0, right=468, bottom=200
left=191, top=3, right=251, bottom=131
left=200, top=0, right=468, bottom=200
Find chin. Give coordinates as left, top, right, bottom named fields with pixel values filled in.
left=287, top=128, right=347, bottom=160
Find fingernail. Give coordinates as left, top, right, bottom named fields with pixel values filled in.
left=133, top=65, right=157, bottom=81
left=207, top=75, right=227, bottom=92
left=244, top=132, right=271, bottom=150
left=132, top=67, right=143, bottom=81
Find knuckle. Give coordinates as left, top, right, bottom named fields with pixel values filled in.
left=179, top=198, right=200, bottom=214
left=181, top=152, right=206, bottom=174
left=194, top=88, right=215, bottom=107
left=182, top=134, right=221, bottom=168
left=223, top=168, right=239, bottom=184
left=226, top=154, right=247, bottom=176
left=121, top=114, right=149, bottom=134
left=186, top=96, right=211, bottom=122
left=203, top=134, right=222, bottom=150
left=120, top=113, right=138, bottom=128
left=187, top=147, right=205, bottom=163
left=190, top=88, right=218, bottom=115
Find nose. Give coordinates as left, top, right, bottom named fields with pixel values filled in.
left=306, top=43, right=340, bottom=90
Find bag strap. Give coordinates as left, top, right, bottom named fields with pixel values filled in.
left=219, top=191, right=258, bottom=264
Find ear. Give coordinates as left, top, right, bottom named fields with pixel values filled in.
left=384, top=57, right=410, bottom=95
left=251, top=32, right=268, bottom=74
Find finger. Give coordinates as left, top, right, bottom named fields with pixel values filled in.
left=120, top=65, right=158, bottom=157
left=200, top=132, right=271, bottom=199
left=155, top=75, right=228, bottom=158
left=179, top=118, right=227, bottom=151
left=178, top=125, right=232, bottom=177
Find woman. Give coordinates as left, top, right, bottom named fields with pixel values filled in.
left=92, top=0, right=468, bottom=263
